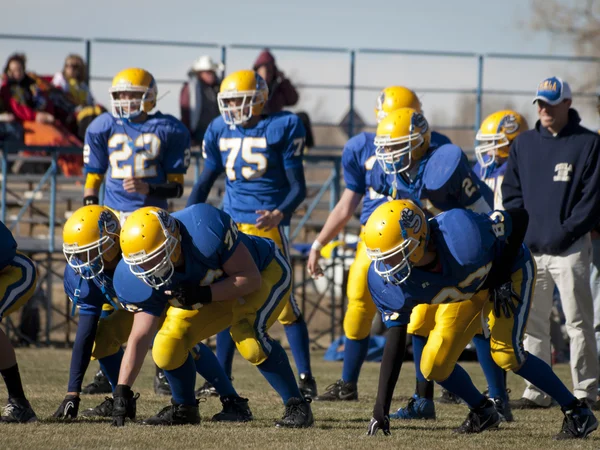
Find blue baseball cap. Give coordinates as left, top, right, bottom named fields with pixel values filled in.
left=532, top=76, right=572, bottom=106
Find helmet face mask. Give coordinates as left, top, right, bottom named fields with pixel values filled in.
left=367, top=236, right=421, bottom=285
left=374, top=133, right=424, bottom=175
left=475, top=110, right=528, bottom=171
left=63, top=234, right=116, bottom=279
left=123, top=235, right=179, bottom=289
left=474, top=131, right=509, bottom=169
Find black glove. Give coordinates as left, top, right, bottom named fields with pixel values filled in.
left=112, top=385, right=139, bottom=427
left=83, top=195, right=99, bottom=206
left=367, top=416, right=391, bottom=436
left=53, top=394, right=80, bottom=419
left=490, top=281, right=521, bottom=318
left=167, top=283, right=212, bottom=310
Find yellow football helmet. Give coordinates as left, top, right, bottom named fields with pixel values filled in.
left=475, top=110, right=528, bottom=169
left=120, top=207, right=181, bottom=289
left=109, top=68, right=157, bottom=119
left=375, top=86, right=422, bottom=123
left=62, top=205, right=121, bottom=279
left=218, top=69, right=269, bottom=126
left=374, top=107, right=431, bottom=175
left=364, top=200, right=429, bottom=285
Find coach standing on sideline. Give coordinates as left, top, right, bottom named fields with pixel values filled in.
left=503, top=76, right=600, bottom=409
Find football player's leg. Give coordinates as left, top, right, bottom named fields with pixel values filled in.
left=216, top=327, right=235, bottom=378
left=0, top=252, right=37, bottom=423
left=472, top=333, right=508, bottom=401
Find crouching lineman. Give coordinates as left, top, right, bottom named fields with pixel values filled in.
left=110, top=203, right=314, bottom=427
left=0, top=221, right=38, bottom=423
left=53, top=205, right=252, bottom=423
left=363, top=199, right=597, bottom=440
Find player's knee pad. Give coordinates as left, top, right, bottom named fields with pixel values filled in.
left=420, top=334, right=456, bottom=382
left=91, top=335, right=122, bottom=360
left=491, top=347, right=520, bottom=372
left=343, top=299, right=376, bottom=341
left=407, top=304, right=437, bottom=337
left=152, top=332, right=189, bottom=371
left=231, top=319, right=268, bottom=365
left=277, top=296, right=300, bottom=326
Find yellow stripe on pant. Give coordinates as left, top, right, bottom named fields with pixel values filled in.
left=153, top=249, right=292, bottom=370
left=0, top=251, right=38, bottom=321
left=237, top=223, right=300, bottom=325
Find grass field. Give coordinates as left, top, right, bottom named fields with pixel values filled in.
left=0, top=348, right=598, bottom=449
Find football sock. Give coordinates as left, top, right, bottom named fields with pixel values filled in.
left=257, top=339, right=302, bottom=404
left=98, top=347, right=124, bottom=392
left=0, top=364, right=26, bottom=400
left=192, top=343, right=237, bottom=397
left=163, top=353, right=197, bottom=406
left=416, top=380, right=434, bottom=400
left=438, top=364, right=487, bottom=410
left=216, top=328, right=235, bottom=379
left=284, top=315, right=312, bottom=377
left=373, top=325, right=407, bottom=419
left=514, top=353, right=576, bottom=408
left=473, top=334, right=507, bottom=400
left=341, top=336, right=370, bottom=383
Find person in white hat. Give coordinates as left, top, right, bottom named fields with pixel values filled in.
left=180, top=55, right=224, bottom=144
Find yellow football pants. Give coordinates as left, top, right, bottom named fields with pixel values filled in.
left=153, top=249, right=292, bottom=370
left=421, top=257, right=536, bottom=382
left=0, top=252, right=38, bottom=321
left=237, top=223, right=299, bottom=325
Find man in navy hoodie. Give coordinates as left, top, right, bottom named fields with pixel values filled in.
left=503, top=76, right=600, bottom=409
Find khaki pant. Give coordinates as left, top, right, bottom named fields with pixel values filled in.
left=522, top=234, right=599, bottom=404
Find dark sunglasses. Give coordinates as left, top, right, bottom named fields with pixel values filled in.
left=65, top=63, right=82, bottom=69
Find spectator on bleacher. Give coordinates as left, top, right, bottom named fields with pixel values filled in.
left=51, top=54, right=94, bottom=108
left=0, top=53, right=54, bottom=124
left=253, top=49, right=299, bottom=114
left=180, top=55, right=222, bottom=145
left=503, top=76, right=600, bottom=408
left=0, top=96, right=23, bottom=144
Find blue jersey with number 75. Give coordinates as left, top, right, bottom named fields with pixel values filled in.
left=84, top=112, right=191, bottom=212
left=201, top=111, right=305, bottom=226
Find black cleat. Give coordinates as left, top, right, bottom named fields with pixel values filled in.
left=212, top=395, right=253, bottom=422
left=275, top=397, right=314, bottom=428
left=299, top=373, right=318, bottom=399
left=81, top=397, right=114, bottom=417
left=554, top=399, right=598, bottom=440
left=438, top=388, right=462, bottom=405
left=195, top=381, right=219, bottom=398
left=367, top=416, right=391, bottom=436
left=0, top=397, right=37, bottom=423
left=492, top=397, right=513, bottom=422
left=82, top=370, right=112, bottom=395
left=314, top=379, right=357, bottom=401
left=142, top=400, right=201, bottom=426
left=154, top=369, right=172, bottom=396
left=510, top=397, right=550, bottom=409
left=454, top=399, right=501, bottom=434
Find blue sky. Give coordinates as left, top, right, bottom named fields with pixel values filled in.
left=2, top=0, right=597, bottom=130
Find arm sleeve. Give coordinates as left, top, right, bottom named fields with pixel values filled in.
left=562, top=140, right=600, bottom=237
left=186, top=166, right=220, bottom=206
left=281, top=115, right=306, bottom=170
left=67, top=314, right=99, bottom=393
left=276, top=166, right=306, bottom=216
left=84, top=124, right=108, bottom=175
left=501, top=142, right=524, bottom=209
left=162, top=123, right=191, bottom=175
left=342, top=142, right=366, bottom=194
left=201, top=125, right=225, bottom=172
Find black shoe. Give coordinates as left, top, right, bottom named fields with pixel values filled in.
left=437, top=388, right=462, bottom=405
left=81, top=397, right=114, bottom=418
left=510, top=397, right=551, bottom=410
left=154, top=369, right=172, bottom=396
left=367, top=416, right=391, bottom=436
left=275, top=397, right=314, bottom=428
left=492, top=397, right=513, bottom=422
left=299, top=373, right=318, bottom=399
left=454, top=399, right=501, bottom=434
left=195, top=381, right=219, bottom=398
left=0, top=397, right=37, bottom=423
left=212, top=395, right=253, bottom=422
left=82, top=370, right=112, bottom=395
left=142, top=400, right=201, bottom=426
left=554, top=399, right=598, bottom=440
left=314, top=379, right=357, bottom=401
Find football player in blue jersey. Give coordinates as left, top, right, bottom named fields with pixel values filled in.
left=364, top=200, right=598, bottom=439
left=186, top=69, right=316, bottom=397
left=306, top=86, right=450, bottom=402
left=82, top=67, right=191, bottom=395
left=110, top=204, right=313, bottom=427
left=474, top=110, right=529, bottom=210
left=52, top=206, right=253, bottom=423
left=343, top=107, right=509, bottom=420
left=0, top=221, right=38, bottom=423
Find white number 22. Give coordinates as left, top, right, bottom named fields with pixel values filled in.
left=108, top=133, right=161, bottom=179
